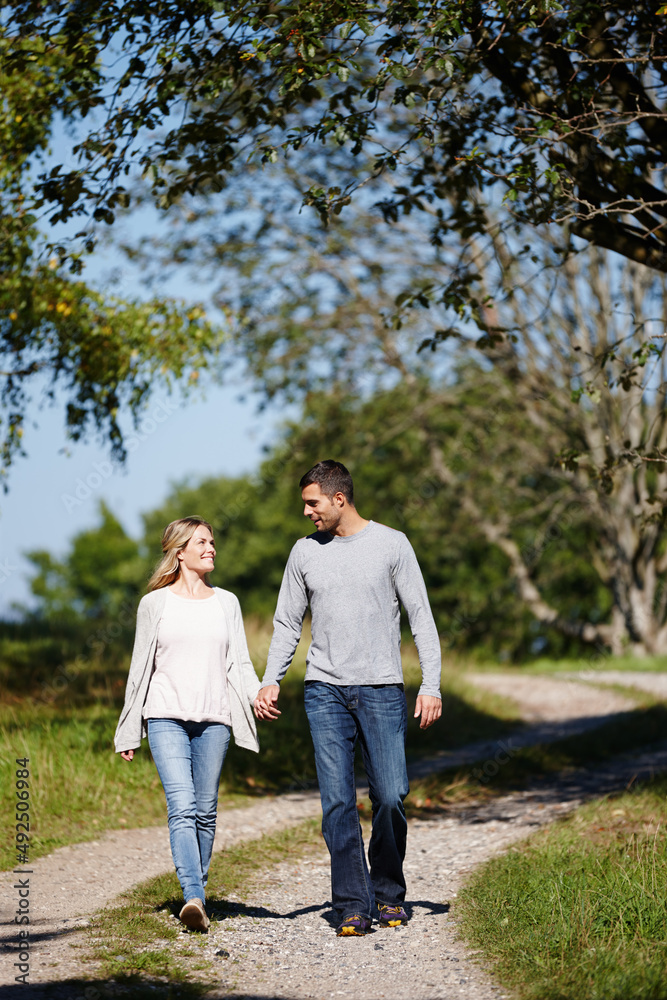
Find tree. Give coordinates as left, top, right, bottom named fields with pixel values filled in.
left=3, top=2, right=666, bottom=479
left=0, top=22, right=225, bottom=481
left=6, top=2, right=667, bottom=656
left=3, top=1, right=667, bottom=276
left=21, top=250, right=667, bottom=660
left=218, top=216, right=667, bottom=656
left=125, top=150, right=667, bottom=655
left=23, top=502, right=145, bottom=627
left=274, top=380, right=609, bottom=660
left=23, top=464, right=306, bottom=625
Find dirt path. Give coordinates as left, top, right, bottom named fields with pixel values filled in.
left=2, top=671, right=665, bottom=998
left=409, top=670, right=636, bottom=778
left=199, top=742, right=667, bottom=1000
left=0, top=792, right=323, bottom=989
left=563, top=669, right=667, bottom=699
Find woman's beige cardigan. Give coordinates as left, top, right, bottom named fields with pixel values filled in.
left=114, top=587, right=261, bottom=754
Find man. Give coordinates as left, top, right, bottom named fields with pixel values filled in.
left=254, top=460, right=442, bottom=936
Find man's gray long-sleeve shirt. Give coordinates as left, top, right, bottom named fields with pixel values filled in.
left=262, top=521, right=442, bottom=697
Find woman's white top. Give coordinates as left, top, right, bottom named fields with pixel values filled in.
left=114, top=587, right=260, bottom=754
left=143, top=589, right=231, bottom=725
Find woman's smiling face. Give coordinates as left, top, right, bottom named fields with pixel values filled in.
left=177, top=525, right=216, bottom=574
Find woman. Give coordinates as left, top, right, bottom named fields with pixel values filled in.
left=114, top=516, right=260, bottom=932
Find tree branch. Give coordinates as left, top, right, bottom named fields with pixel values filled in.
left=425, top=436, right=616, bottom=649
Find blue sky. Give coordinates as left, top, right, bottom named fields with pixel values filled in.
left=0, top=376, right=283, bottom=616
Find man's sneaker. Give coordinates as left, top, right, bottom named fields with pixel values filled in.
left=336, top=914, right=372, bottom=936
left=179, top=898, right=210, bottom=932
left=377, top=904, right=409, bottom=927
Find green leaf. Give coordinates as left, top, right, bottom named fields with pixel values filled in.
left=389, top=62, right=409, bottom=80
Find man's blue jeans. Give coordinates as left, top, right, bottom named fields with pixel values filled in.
left=147, top=718, right=230, bottom=903
left=304, top=682, right=409, bottom=922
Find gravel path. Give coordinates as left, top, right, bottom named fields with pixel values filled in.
left=409, top=670, right=635, bottom=778
left=466, top=672, right=635, bottom=721
left=563, top=669, right=667, bottom=699
left=199, top=741, right=667, bottom=1000
left=2, top=670, right=666, bottom=998
left=196, top=797, right=578, bottom=1000
left=0, top=793, right=323, bottom=989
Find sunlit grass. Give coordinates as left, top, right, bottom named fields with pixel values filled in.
left=457, top=777, right=667, bottom=1000
left=518, top=653, right=667, bottom=674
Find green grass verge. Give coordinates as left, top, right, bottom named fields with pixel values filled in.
left=456, top=776, right=667, bottom=1000
left=0, top=701, right=255, bottom=871
left=85, top=819, right=323, bottom=998
left=516, top=654, right=667, bottom=674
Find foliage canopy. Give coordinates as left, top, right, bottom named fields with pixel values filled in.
left=4, top=1, right=667, bottom=273
left=0, top=18, right=225, bottom=479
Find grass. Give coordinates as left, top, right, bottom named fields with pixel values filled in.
left=1, top=701, right=170, bottom=868
left=515, top=653, right=667, bottom=674
left=84, top=819, right=323, bottom=998
left=6, top=615, right=663, bottom=872
left=456, top=775, right=667, bottom=1000
left=0, top=622, right=520, bottom=869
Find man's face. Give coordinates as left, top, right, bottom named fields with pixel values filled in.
left=302, top=483, right=342, bottom=533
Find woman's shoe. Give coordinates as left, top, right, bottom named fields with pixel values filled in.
left=179, top=898, right=210, bottom=932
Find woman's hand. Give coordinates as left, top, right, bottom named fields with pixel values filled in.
left=254, top=685, right=281, bottom=721
left=120, top=749, right=135, bottom=762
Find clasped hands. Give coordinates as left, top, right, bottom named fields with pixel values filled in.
left=253, top=686, right=441, bottom=729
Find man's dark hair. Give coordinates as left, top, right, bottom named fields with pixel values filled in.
left=299, top=460, right=354, bottom=504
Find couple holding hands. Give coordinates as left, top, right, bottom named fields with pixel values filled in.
left=114, top=460, right=442, bottom=937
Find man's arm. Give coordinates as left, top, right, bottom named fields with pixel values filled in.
left=254, top=544, right=308, bottom=722
left=393, top=534, right=442, bottom=729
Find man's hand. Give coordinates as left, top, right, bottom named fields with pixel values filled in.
left=414, top=695, right=442, bottom=730
left=254, top=684, right=281, bottom=721
left=120, top=749, right=135, bottom=762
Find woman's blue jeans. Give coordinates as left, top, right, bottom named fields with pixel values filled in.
left=147, top=718, right=230, bottom=903
left=304, top=682, right=409, bottom=922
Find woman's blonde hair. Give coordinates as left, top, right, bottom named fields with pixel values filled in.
left=147, top=516, right=214, bottom=592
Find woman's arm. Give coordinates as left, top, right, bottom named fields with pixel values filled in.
left=114, top=594, right=159, bottom=753
left=230, top=594, right=261, bottom=701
